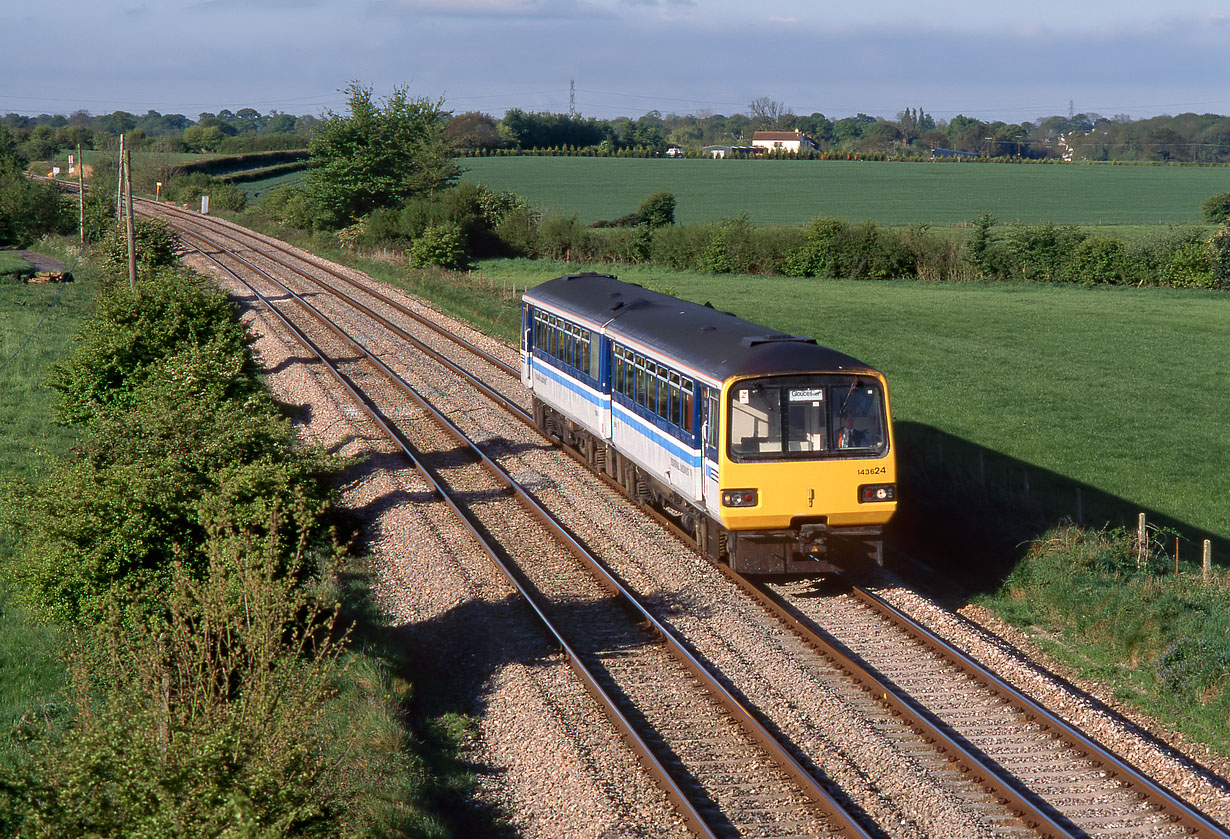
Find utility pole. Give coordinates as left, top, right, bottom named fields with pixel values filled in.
left=115, top=133, right=125, bottom=224
left=569, top=78, right=575, bottom=116
left=123, top=143, right=137, bottom=292
left=77, top=143, right=85, bottom=244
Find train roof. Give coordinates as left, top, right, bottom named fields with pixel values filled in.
left=524, top=273, right=879, bottom=383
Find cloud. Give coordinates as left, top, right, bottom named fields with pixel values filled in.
left=367, top=0, right=602, bottom=19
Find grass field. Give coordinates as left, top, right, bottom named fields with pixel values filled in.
left=0, top=258, right=97, bottom=759
left=237, top=168, right=307, bottom=202
left=0, top=252, right=34, bottom=280
left=458, top=157, right=1230, bottom=227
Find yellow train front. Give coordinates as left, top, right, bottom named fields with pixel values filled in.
left=521, top=273, right=897, bottom=576
left=714, top=368, right=897, bottom=574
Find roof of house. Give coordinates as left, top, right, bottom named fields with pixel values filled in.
left=751, top=131, right=807, bottom=141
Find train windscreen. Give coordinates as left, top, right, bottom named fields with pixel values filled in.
left=728, top=376, right=886, bottom=460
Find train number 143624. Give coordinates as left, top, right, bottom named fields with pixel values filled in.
left=857, top=466, right=886, bottom=476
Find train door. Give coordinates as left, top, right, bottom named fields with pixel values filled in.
left=701, top=385, right=721, bottom=517
left=520, top=303, right=533, bottom=388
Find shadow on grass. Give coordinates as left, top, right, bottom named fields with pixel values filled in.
left=890, top=421, right=1227, bottom=595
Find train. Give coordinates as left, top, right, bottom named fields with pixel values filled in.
left=521, top=273, right=897, bottom=575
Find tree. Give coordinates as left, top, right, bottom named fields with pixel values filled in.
left=307, top=82, right=459, bottom=226
left=748, top=97, right=792, bottom=129
left=636, top=191, right=675, bottom=227
left=1201, top=192, right=1230, bottom=224
left=446, top=111, right=502, bottom=150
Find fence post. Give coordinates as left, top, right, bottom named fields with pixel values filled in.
left=1204, top=540, right=1213, bottom=583
left=1137, top=513, right=1147, bottom=569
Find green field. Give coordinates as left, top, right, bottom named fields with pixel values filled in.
left=0, top=262, right=97, bottom=757
left=458, top=157, right=1230, bottom=227
left=237, top=168, right=306, bottom=202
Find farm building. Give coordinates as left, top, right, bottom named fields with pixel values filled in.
left=751, top=130, right=817, bottom=154
left=701, top=145, right=760, bottom=159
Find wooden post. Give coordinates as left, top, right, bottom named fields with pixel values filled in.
left=1137, top=513, right=1147, bottom=569
left=77, top=144, right=85, bottom=244
left=1175, top=537, right=1179, bottom=575
left=1204, top=540, right=1213, bottom=583
left=115, top=134, right=125, bottom=224
left=124, top=149, right=136, bottom=292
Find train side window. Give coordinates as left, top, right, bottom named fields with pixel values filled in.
left=681, top=380, right=694, bottom=434
left=587, top=331, right=599, bottom=380
left=703, top=387, right=719, bottom=451
left=635, top=364, right=647, bottom=407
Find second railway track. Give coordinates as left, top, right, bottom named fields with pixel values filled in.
left=143, top=200, right=1230, bottom=839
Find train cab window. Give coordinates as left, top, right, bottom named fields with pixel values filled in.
left=728, top=377, right=887, bottom=461
left=833, top=382, right=887, bottom=452
left=730, top=384, right=786, bottom=456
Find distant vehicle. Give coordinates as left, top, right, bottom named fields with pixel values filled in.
left=521, top=273, right=898, bottom=575
left=665, top=147, right=683, bottom=158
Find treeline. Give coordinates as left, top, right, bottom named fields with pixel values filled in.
left=0, top=222, right=441, bottom=834
left=12, top=96, right=1230, bottom=164
left=1, top=107, right=321, bottom=159
left=444, top=107, right=1230, bottom=163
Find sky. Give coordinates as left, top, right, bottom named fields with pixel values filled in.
left=4, top=1, right=1230, bottom=125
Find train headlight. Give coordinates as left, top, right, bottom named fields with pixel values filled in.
left=721, top=488, right=759, bottom=508
left=858, top=484, right=896, bottom=503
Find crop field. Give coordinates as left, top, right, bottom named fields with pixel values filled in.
left=465, top=258, right=1229, bottom=551
left=237, top=168, right=306, bottom=202
left=459, top=157, right=1230, bottom=227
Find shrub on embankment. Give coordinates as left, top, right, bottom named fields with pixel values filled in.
left=0, top=260, right=435, bottom=835
left=979, top=524, right=1230, bottom=754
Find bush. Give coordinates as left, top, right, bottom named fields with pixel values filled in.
left=0, top=169, right=76, bottom=248
left=8, top=334, right=337, bottom=626
left=1163, top=242, right=1214, bottom=288
left=537, top=214, right=591, bottom=261
left=45, top=269, right=246, bottom=425
left=783, top=217, right=849, bottom=277
left=0, top=529, right=411, bottom=838
left=1006, top=221, right=1086, bottom=282
left=1208, top=222, right=1230, bottom=290
left=408, top=221, right=469, bottom=270
left=165, top=172, right=247, bottom=212
left=1067, top=236, right=1129, bottom=285
left=255, top=185, right=327, bottom=230
left=92, top=217, right=179, bottom=282
left=636, top=190, right=676, bottom=228
left=1200, top=191, right=1230, bottom=224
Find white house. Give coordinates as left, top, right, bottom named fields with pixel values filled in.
left=750, top=130, right=817, bottom=154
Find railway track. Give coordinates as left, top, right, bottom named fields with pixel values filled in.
left=141, top=201, right=1229, bottom=838
left=154, top=206, right=868, bottom=838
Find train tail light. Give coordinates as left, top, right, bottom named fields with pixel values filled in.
left=721, top=488, right=759, bottom=508
left=859, top=484, right=896, bottom=503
